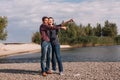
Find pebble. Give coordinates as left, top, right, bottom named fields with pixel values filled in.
left=0, top=62, right=120, bottom=80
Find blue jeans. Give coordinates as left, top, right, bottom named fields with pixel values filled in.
left=51, top=44, right=63, bottom=72
left=41, top=41, right=51, bottom=73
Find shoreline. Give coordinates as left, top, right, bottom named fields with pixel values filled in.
left=0, top=43, right=119, bottom=57
left=0, top=43, right=72, bottom=57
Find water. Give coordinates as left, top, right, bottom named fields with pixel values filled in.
left=0, top=45, right=120, bottom=63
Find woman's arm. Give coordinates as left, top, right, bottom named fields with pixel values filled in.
left=61, top=19, right=74, bottom=26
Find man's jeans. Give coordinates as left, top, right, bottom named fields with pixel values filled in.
left=51, top=44, right=63, bottom=72
left=41, top=41, right=51, bottom=73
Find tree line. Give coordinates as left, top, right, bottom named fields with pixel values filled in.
left=32, top=20, right=120, bottom=46
left=1, top=16, right=120, bottom=46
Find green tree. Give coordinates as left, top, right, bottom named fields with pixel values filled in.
left=84, top=23, right=93, bottom=36
left=95, top=23, right=102, bottom=37
left=59, top=22, right=80, bottom=44
left=102, top=20, right=117, bottom=37
left=79, top=24, right=86, bottom=36
left=0, top=16, right=8, bottom=40
left=109, top=23, right=117, bottom=37
left=32, top=31, right=40, bottom=44
left=32, top=20, right=118, bottom=45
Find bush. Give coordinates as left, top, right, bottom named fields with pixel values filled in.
left=31, top=31, right=115, bottom=46
left=32, top=32, right=40, bottom=44
left=97, top=37, right=114, bottom=44
left=114, top=35, right=120, bottom=44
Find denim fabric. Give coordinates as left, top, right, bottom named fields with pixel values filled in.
left=41, top=41, right=51, bottom=73
left=51, top=44, right=63, bottom=72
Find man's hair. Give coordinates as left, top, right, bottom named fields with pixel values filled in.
left=42, top=16, right=48, bottom=21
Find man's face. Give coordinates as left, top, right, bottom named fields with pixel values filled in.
left=43, top=18, right=48, bottom=25
left=48, top=18, right=54, bottom=25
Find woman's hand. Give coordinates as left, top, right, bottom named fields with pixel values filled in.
left=62, top=19, right=74, bottom=26
left=61, top=26, right=67, bottom=30
left=68, top=19, right=74, bottom=22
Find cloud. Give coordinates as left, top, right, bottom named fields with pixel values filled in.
left=0, top=0, right=120, bottom=42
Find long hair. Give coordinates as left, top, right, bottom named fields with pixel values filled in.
left=48, top=17, right=54, bottom=25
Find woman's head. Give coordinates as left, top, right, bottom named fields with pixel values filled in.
left=48, top=17, right=54, bottom=25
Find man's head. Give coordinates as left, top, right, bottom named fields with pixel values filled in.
left=42, top=16, right=48, bottom=25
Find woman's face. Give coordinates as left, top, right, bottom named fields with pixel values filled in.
left=48, top=18, right=54, bottom=25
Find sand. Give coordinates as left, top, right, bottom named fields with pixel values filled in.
left=0, top=43, right=71, bottom=57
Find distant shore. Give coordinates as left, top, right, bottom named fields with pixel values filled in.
left=0, top=43, right=72, bottom=57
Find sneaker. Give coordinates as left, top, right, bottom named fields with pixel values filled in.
left=46, top=70, right=52, bottom=74
left=59, top=72, right=64, bottom=75
left=42, top=72, right=47, bottom=76
left=51, top=70, right=57, bottom=73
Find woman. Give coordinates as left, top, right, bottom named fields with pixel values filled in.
left=48, top=17, right=73, bottom=75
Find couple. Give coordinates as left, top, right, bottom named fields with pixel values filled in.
left=39, top=16, right=73, bottom=76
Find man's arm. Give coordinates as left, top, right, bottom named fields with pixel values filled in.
left=55, top=25, right=67, bottom=30
left=44, top=24, right=66, bottom=30
left=42, top=24, right=60, bottom=30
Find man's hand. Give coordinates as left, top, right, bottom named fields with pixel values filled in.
left=61, top=26, right=67, bottom=30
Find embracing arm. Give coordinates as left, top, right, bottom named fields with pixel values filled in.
left=42, top=24, right=61, bottom=30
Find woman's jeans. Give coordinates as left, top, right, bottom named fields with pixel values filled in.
left=41, top=41, right=51, bottom=73
left=51, top=44, right=63, bottom=72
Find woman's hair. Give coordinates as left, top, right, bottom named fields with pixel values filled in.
left=48, top=17, right=54, bottom=25
left=48, top=17, right=54, bottom=21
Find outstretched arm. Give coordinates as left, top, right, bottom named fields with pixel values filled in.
left=61, top=19, right=74, bottom=26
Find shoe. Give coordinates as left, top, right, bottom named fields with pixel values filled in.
left=59, top=72, right=64, bottom=75
left=42, top=72, right=47, bottom=76
left=46, top=70, right=52, bottom=74
left=51, top=70, right=57, bottom=73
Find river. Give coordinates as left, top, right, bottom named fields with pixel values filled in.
left=0, top=45, right=120, bottom=63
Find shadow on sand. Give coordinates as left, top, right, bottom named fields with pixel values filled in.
left=0, top=69, right=40, bottom=75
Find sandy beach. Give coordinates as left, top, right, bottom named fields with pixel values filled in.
left=0, top=43, right=72, bottom=57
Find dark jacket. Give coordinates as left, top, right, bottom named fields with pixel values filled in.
left=40, top=24, right=61, bottom=42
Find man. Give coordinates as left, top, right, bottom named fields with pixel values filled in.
left=39, top=16, right=66, bottom=76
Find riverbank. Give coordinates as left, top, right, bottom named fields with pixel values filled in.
left=0, top=43, right=72, bottom=57
left=71, top=43, right=116, bottom=48
left=0, top=62, right=120, bottom=80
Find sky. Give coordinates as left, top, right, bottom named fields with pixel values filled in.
left=0, top=0, right=120, bottom=43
